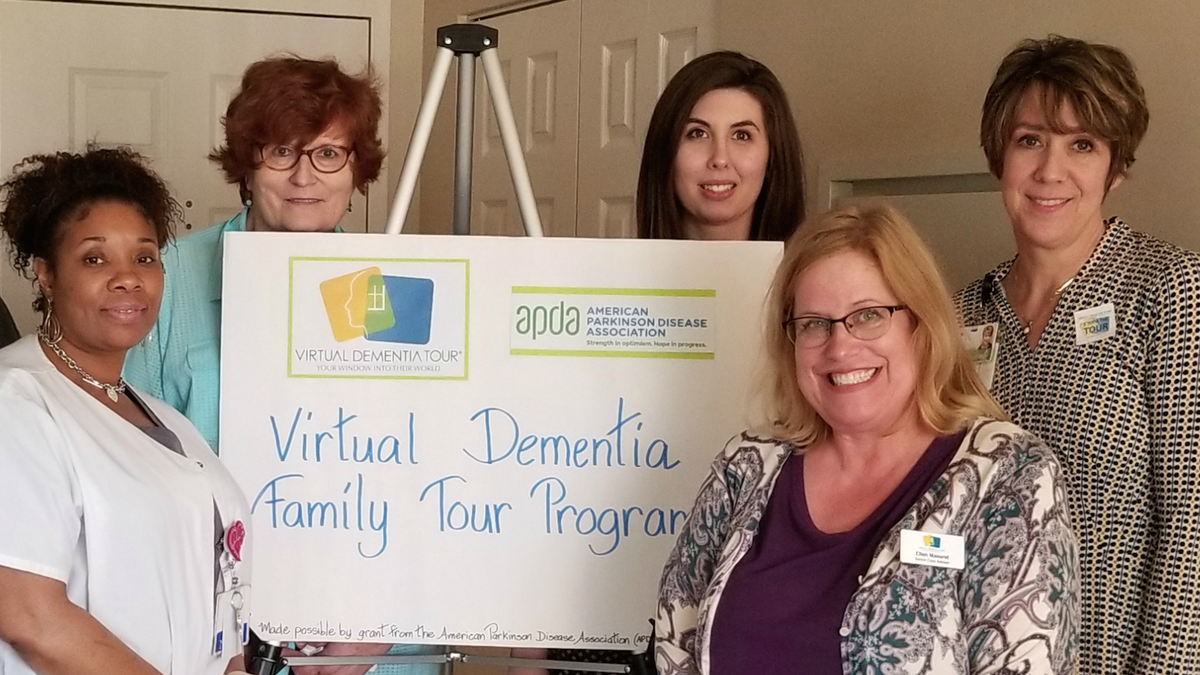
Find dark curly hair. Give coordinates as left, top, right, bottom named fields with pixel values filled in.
left=0, top=147, right=180, bottom=314
left=210, top=55, right=385, bottom=201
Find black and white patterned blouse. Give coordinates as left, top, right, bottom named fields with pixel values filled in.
left=955, top=218, right=1200, bottom=675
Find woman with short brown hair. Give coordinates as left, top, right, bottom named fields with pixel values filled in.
left=957, top=35, right=1200, bottom=673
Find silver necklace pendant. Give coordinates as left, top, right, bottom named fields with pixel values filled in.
left=39, top=328, right=127, bottom=402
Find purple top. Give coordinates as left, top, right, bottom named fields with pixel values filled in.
left=709, top=430, right=966, bottom=675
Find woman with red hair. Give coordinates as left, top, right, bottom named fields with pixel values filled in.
left=124, top=55, right=437, bottom=675
left=125, top=54, right=383, bottom=450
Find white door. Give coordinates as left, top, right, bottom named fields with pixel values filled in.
left=576, top=0, right=714, bottom=238
left=469, top=0, right=713, bottom=238
left=471, top=0, right=581, bottom=237
left=0, top=0, right=382, bottom=335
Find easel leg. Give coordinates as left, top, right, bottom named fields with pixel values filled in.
left=480, top=48, right=544, bottom=237
left=453, top=53, right=476, bottom=236
left=385, top=25, right=545, bottom=238
left=386, top=46, right=456, bottom=235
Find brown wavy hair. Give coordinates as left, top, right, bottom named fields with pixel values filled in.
left=981, top=35, right=1148, bottom=190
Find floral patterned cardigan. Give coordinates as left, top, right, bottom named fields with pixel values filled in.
left=654, top=418, right=1078, bottom=675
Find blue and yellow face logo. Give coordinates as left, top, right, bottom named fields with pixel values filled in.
left=318, top=267, right=434, bottom=344
left=1080, top=316, right=1111, bottom=337
left=923, top=535, right=941, bottom=548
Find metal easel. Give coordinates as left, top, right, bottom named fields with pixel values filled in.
left=384, top=23, right=544, bottom=237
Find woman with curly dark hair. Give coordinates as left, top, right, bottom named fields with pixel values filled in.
left=0, top=147, right=252, bottom=675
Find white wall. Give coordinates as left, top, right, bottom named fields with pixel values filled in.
left=715, top=0, right=1200, bottom=275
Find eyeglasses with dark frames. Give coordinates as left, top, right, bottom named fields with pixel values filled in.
left=783, top=305, right=907, bottom=347
left=258, top=144, right=353, bottom=173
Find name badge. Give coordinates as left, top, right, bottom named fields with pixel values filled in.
left=900, top=529, right=965, bottom=570
left=959, top=322, right=998, bottom=390
left=1074, top=303, right=1116, bottom=345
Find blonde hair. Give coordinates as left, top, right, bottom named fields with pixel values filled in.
left=762, top=202, right=1004, bottom=445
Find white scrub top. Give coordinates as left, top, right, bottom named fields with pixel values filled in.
left=0, top=335, right=252, bottom=675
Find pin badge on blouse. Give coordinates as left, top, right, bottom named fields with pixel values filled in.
left=225, top=520, right=246, bottom=562
left=899, top=529, right=965, bottom=570
left=1074, top=302, right=1117, bottom=346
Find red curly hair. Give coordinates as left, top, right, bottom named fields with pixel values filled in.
left=210, top=55, right=384, bottom=200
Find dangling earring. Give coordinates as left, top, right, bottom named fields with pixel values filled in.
left=347, top=201, right=353, bottom=213
left=40, top=298, right=63, bottom=346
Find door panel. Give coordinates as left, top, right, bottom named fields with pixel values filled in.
left=472, top=0, right=581, bottom=237
left=836, top=191, right=1015, bottom=292
left=881, top=192, right=1015, bottom=292
left=576, top=0, right=714, bottom=238
left=468, top=0, right=713, bottom=240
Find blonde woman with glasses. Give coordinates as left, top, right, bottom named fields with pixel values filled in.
left=654, top=203, right=1078, bottom=675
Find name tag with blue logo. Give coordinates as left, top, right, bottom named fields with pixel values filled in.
left=899, top=529, right=964, bottom=570
left=1074, top=302, right=1116, bottom=345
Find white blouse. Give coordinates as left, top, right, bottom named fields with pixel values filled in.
left=0, top=335, right=252, bottom=675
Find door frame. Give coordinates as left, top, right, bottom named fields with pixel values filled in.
left=466, top=0, right=571, bottom=21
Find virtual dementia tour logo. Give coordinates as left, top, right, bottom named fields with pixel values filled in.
left=320, top=266, right=434, bottom=345
left=290, top=260, right=468, bottom=379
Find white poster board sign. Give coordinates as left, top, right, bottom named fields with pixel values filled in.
left=220, top=232, right=781, bottom=649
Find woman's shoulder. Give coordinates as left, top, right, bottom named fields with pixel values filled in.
left=162, top=210, right=246, bottom=266
left=717, top=429, right=793, bottom=462
left=0, top=343, right=74, bottom=449
left=166, top=216, right=230, bottom=256
left=964, top=416, right=1043, bottom=444
left=953, top=259, right=1014, bottom=318
left=1105, top=219, right=1200, bottom=286
left=0, top=335, right=53, bottom=392
left=960, top=417, right=1053, bottom=459
left=153, top=214, right=246, bottom=330
left=703, top=430, right=794, bottom=492
left=953, top=418, right=1062, bottom=492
